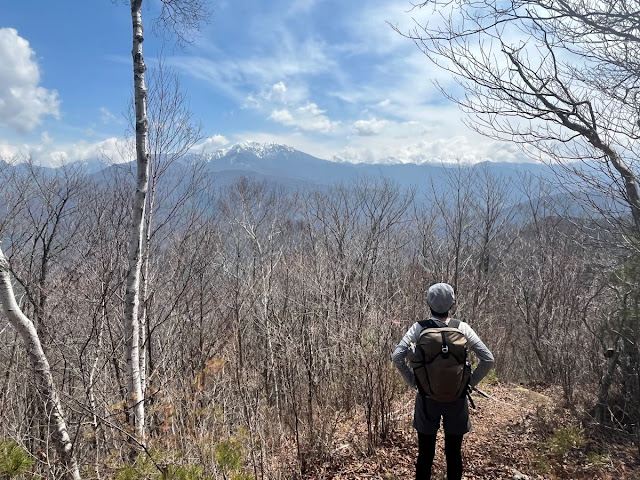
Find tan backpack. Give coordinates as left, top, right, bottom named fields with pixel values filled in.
left=410, top=319, right=471, bottom=402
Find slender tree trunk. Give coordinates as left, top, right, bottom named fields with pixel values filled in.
left=139, top=244, right=149, bottom=399
left=124, top=0, right=149, bottom=442
left=88, top=293, right=107, bottom=479
left=0, top=329, right=17, bottom=419
left=139, top=187, right=156, bottom=401
left=596, top=349, right=620, bottom=424
left=0, top=247, right=81, bottom=480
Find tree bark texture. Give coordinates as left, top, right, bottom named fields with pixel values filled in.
left=0, top=247, right=81, bottom=480
left=125, top=0, right=149, bottom=442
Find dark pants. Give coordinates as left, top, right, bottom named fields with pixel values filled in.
left=415, top=432, right=464, bottom=480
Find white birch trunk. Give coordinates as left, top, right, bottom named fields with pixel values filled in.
left=124, top=0, right=149, bottom=442
left=139, top=190, right=155, bottom=400
left=0, top=247, right=81, bottom=480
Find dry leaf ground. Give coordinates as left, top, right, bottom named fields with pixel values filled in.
left=301, top=383, right=639, bottom=480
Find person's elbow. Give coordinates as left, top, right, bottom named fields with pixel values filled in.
left=391, top=346, right=406, bottom=367
left=483, top=351, right=495, bottom=366
left=479, top=356, right=495, bottom=373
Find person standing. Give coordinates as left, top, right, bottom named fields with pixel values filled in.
left=392, top=283, right=494, bottom=480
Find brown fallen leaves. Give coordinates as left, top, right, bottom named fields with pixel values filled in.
left=300, top=383, right=639, bottom=479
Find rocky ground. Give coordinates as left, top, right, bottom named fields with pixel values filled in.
left=303, top=383, right=639, bottom=479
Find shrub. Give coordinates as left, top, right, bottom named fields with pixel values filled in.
left=543, top=427, right=586, bottom=457
left=0, top=441, right=35, bottom=478
left=214, top=437, right=254, bottom=480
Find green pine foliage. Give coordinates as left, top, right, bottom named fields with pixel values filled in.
left=112, top=439, right=254, bottom=480
left=161, top=464, right=212, bottom=480
left=0, top=441, right=34, bottom=478
left=114, top=449, right=216, bottom=480
left=214, top=439, right=244, bottom=475
left=542, top=427, right=586, bottom=457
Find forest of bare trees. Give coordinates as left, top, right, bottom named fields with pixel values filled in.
left=0, top=156, right=634, bottom=478
left=0, top=0, right=639, bottom=478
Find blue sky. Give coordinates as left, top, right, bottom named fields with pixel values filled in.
left=0, top=0, right=523, bottom=165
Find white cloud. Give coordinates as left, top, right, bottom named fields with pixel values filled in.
left=268, top=82, right=287, bottom=103
left=269, top=103, right=340, bottom=133
left=352, top=118, right=388, bottom=136
left=172, top=36, right=335, bottom=102
left=269, top=109, right=294, bottom=124
left=41, top=131, right=53, bottom=144
left=198, top=134, right=230, bottom=152
left=242, top=94, right=260, bottom=110
left=0, top=136, right=132, bottom=166
left=0, top=143, right=20, bottom=160
left=66, top=137, right=132, bottom=164
left=0, top=28, right=60, bottom=133
left=332, top=133, right=530, bottom=165
left=286, top=0, right=320, bottom=16
left=244, top=81, right=311, bottom=113
left=100, top=107, right=119, bottom=124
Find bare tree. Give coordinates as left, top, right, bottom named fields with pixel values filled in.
left=467, top=164, right=516, bottom=322
left=395, top=0, right=640, bottom=239
left=2, top=161, right=86, bottom=347
left=125, top=0, right=151, bottom=442
left=124, top=0, right=209, bottom=442
left=132, top=61, right=205, bottom=402
left=0, top=246, right=81, bottom=480
left=428, top=164, right=476, bottom=292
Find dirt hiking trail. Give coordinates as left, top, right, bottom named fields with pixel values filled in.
left=304, top=383, right=639, bottom=479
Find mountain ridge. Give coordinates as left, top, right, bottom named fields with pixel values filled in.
left=187, top=141, right=554, bottom=192
left=2, top=141, right=558, bottom=200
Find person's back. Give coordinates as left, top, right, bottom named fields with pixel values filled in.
left=391, top=283, right=494, bottom=480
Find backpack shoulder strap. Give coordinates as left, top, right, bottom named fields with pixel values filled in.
left=418, top=319, right=439, bottom=329
left=448, top=319, right=461, bottom=329
left=419, top=318, right=459, bottom=329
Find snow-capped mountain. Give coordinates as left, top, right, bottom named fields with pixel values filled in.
left=44, top=140, right=554, bottom=195
left=3, top=141, right=576, bottom=209
left=71, top=157, right=115, bottom=174
left=331, top=154, right=405, bottom=165
left=197, top=141, right=362, bottom=185
left=205, top=141, right=297, bottom=161
left=0, top=142, right=605, bottom=221
left=192, top=141, right=553, bottom=191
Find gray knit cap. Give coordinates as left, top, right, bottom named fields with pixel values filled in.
left=428, top=283, right=455, bottom=314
